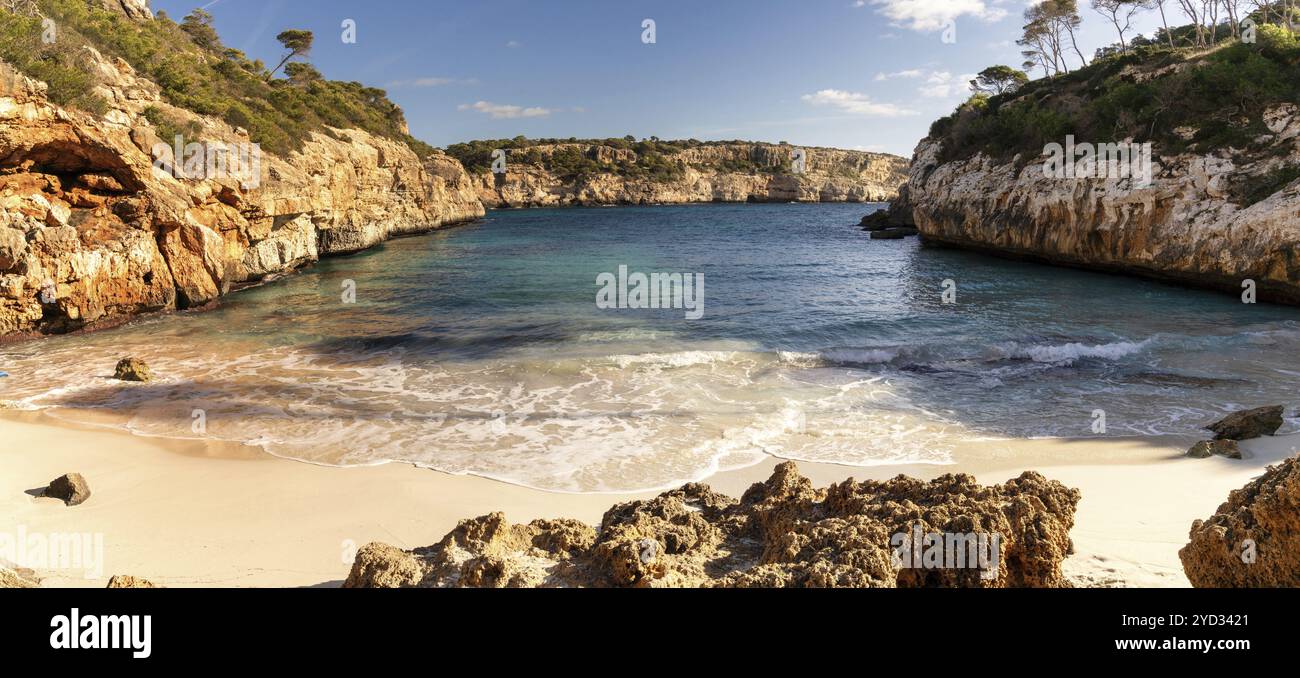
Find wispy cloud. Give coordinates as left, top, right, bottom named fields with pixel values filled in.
left=874, top=69, right=925, bottom=81
left=918, top=71, right=977, bottom=98
left=800, top=89, right=917, bottom=117
left=857, top=0, right=1008, bottom=32
left=457, top=101, right=553, bottom=119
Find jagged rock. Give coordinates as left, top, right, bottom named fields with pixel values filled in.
left=344, top=463, right=1081, bottom=588
left=1180, top=455, right=1300, bottom=587
left=0, top=567, right=38, bottom=588
left=342, top=542, right=426, bottom=588
left=44, top=473, right=91, bottom=506
left=1206, top=406, right=1284, bottom=441
left=1187, top=440, right=1243, bottom=459
left=106, top=575, right=159, bottom=588
left=469, top=143, right=907, bottom=208
left=113, top=357, right=153, bottom=382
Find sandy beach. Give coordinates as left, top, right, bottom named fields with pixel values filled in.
left=3, top=409, right=1295, bottom=588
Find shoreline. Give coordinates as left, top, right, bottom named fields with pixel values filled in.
left=4, top=408, right=1295, bottom=588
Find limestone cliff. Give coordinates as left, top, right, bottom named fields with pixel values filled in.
left=471, top=143, right=908, bottom=208
left=0, top=51, right=483, bottom=336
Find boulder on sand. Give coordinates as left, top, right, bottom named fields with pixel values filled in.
left=1186, top=440, right=1242, bottom=459
left=1206, top=406, right=1284, bottom=440
left=1, top=567, right=38, bottom=588
left=44, top=473, right=91, bottom=506
left=113, top=357, right=154, bottom=382
left=1180, top=455, right=1300, bottom=587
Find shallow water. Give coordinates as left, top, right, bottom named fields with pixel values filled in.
left=3, top=203, right=1299, bottom=492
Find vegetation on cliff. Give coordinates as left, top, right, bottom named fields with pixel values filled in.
left=929, top=11, right=1299, bottom=165
left=0, top=0, right=434, bottom=157
left=445, top=136, right=808, bottom=182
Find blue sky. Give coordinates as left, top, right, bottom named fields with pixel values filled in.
left=151, top=0, right=1165, bottom=157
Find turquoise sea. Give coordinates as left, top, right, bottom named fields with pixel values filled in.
left=3, top=203, right=1298, bottom=491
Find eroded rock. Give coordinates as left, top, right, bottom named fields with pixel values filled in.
left=1180, top=455, right=1300, bottom=587
left=344, top=463, right=1081, bottom=588
left=44, top=473, right=91, bottom=506
left=1207, top=406, right=1284, bottom=441
left=1187, top=440, right=1243, bottom=459
left=114, top=357, right=153, bottom=382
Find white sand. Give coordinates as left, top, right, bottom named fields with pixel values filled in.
left=2, top=411, right=1295, bottom=587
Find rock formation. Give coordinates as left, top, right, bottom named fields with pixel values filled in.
left=1206, top=405, right=1285, bottom=441
left=1180, top=455, right=1300, bottom=587
left=44, top=472, right=91, bottom=506
left=344, top=462, right=1081, bottom=588
left=0, top=44, right=483, bottom=338
left=903, top=101, right=1300, bottom=302
left=0, top=566, right=38, bottom=588
left=1186, top=439, right=1242, bottom=459
left=471, top=143, right=908, bottom=207
left=113, top=357, right=152, bottom=382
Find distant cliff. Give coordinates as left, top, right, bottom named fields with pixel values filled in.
left=898, top=30, right=1300, bottom=302
left=449, top=140, right=908, bottom=207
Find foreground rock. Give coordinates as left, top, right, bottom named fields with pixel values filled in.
left=1206, top=406, right=1285, bottom=441
left=0, top=567, right=38, bottom=588
left=106, top=575, right=160, bottom=588
left=44, top=473, right=91, bottom=506
left=344, top=462, right=1081, bottom=588
left=113, top=357, right=153, bottom=382
left=1180, top=455, right=1300, bottom=587
left=1186, top=440, right=1243, bottom=459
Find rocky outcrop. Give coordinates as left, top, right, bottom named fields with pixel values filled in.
left=904, top=102, right=1300, bottom=303
left=44, top=473, right=91, bottom=506
left=343, top=462, right=1081, bottom=588
left=0, top=567, right=38, bottom=588
left=113, top=357, right=152, bottom=382
left=0, top=47, right=483, bottom=337
left=1180, top=455, right=1300, bottom=587
left=1186, top=439, right=1242, bottom=459
left=1207, top=406, right=1285, bottom=441
left=472, top=143, right=908, bottom=207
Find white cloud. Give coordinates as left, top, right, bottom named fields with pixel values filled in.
left=861, top=0, right=1008, bottom=32
left=801, top=89, right=917, bottom=117
left=457, top=101, right=553, bottom=119
left=918, top=71, right=977, bottom=98
left=874, top=69, right=925, bottom=81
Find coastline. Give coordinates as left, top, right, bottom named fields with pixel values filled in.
left=4, top=409, right=1294, bottom=588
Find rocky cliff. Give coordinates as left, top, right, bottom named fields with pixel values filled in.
left=0, top=51, right=482, bottom=337
left=905, top=105, right=1300, bottom=302
left=899, top=37, right=1300, bottom=303
left=472, top=143, right=908, bottom=208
